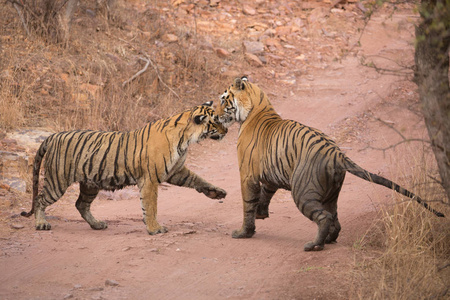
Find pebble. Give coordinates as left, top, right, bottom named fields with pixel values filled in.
left=105, top=279, right=119, bottom=287
left=10, top=223, right=24, bottom=229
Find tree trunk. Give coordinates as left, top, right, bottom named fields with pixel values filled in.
left=414, top=0, right=450, bottom=202
left=59, top=0, right=79, bottom=44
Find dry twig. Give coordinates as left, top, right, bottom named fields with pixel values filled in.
left=359, top=117, right=431, bottom=154
left=11, top=1, right=30, bottom=36
left=122, top=57, right=150, bottom=87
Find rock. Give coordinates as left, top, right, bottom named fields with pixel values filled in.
left=105, top=279, right=119, bottom=287
left=209, top=0, right=220, bottom=7
left=0, top=151, right=29, bottom=192
left=63, top=294, right=74, bottom=299
left=0, top=182, right=11, bottom=191
left=163, top=34, right=178, bottom=43
left=291, top=18, right=305, bottom=28
left=10, top=223, right=24, bottom=229
left=356, top=2, right=367, bottom=13
left=243, top=5, right=256, bottom=15
left=275, top=26, right=292, bottom=36
left=244, top=53, right=263, bottom=67
left=221, top=70, right=241, bottom=78
left=242, top=41, right=264, bottom=54
left=7, top=129, right=53, bottom=151
left=215, top=48, right=231, bottom=58
left=308, top=7, right=329, bottom=24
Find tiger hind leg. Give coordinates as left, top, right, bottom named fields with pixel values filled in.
left=325, top=212, right=341, bottom=244
left=76, top=184, right=107, bottom=230
left=256, top=185, right=277, bottom=219
left=35, top=178, right=68, bottom=230
left=323, top=178, right=343, bottom=244
left=303, top=203, right=333, bottom=252
left=35, top=197, right=52, bottom=230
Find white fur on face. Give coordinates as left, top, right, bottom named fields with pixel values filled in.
left=234, top=98, right=249, bottom=122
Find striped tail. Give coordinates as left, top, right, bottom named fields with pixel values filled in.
left=342, top=156, right=445, bottom=218
left=21, top=135, right=53, bottom=218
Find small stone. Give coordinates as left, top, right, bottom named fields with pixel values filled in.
left=10, top=223, right=24, bottom=229
left=63, top=294, right=74, bottom=299
left=163, top=34, right=178, bottom=43
left=243, top=41, right=265, bottom=54
left=215, top=48, right=231, bottom=58
left=242, top=5, right=256, bottom=15
left=244, top=53, right=263, bottom=67
left=122, top=246, right=131, bottom=251
left=209, top=0, right=220, bottom=7
left=105, top=279, right=119, bottom=287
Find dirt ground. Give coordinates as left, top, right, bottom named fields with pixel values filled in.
left=0, top=3, right=433, bottom=300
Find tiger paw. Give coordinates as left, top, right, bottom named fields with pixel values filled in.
left=90, top=221, right=108, bottom=230
left=147, top=226, right=168, bottom=235
left=304, top=242, right=324, bottom=251
left=203, top=187, right=227, bottom=199
left=36, top=221, right=51, bottom=230
left=231, top=228, right=255, bottom=239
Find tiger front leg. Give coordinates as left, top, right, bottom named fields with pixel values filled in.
left=168, top=166, right=227, bottom=199
left=139, top=181, right=167, bottom=235
left=232, top=178, right=260, bottom=238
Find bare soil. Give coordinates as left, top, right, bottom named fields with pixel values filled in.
left=0, top=3, right=431, bottom=300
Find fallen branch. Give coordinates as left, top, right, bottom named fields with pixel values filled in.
left=12, top=1, right=30, bottom=36
left=122, top=56, right=150, bottom=87
left=114, top=34, right=180, bottom=99
left=144, top=53, right=180, bottom=99
left=358, top=117, right=431, bottom=154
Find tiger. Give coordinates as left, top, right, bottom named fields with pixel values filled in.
left=215, top=76, right=444, bottom=251
left=21, top=101, right=228, bottom=235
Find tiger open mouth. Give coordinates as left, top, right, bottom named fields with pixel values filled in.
left=210, top=122, right=227, bottom=140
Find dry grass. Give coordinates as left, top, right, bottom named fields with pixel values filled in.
left=352, top=150, right=450, bottom=299
left=0, top=0, right=226, bottom=133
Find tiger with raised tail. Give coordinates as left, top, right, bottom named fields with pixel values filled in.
left=215, top=76, right=444, bottom=251
left=21, top=102, right=227, bottom=235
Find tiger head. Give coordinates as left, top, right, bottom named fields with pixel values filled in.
left=190, top=101, right=228, bottom=142
left=215, top=76, right=258, bottom=127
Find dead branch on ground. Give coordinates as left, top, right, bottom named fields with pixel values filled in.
left=122, top=57, right=150, bottom=87
left=359, top=117, right=431, bottom=154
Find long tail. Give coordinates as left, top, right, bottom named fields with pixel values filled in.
left=21, top=135, right=53, bottom=218
left=342, top=156, right=445, bottom=217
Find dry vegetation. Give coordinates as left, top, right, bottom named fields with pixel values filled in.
left=353, top=150, right=450, bottom=299
left=0, top=0, right=228, bottom=132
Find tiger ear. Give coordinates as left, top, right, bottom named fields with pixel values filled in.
left=202, top=101, right=213, bottom=107
left=194, top=115, right=206, bottom=124
left=241, top=76, right=248, bottom=82
left=234, top=77, right=245, bottom=90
